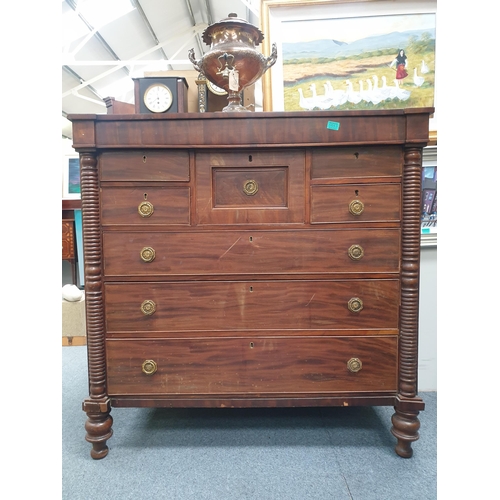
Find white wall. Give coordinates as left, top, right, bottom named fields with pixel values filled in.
left=418, top=246, right=437, bottom=391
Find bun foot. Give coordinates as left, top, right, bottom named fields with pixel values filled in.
left=391, top=408, right=420, bottom=458
left=84, top=411, right=113, bottom=460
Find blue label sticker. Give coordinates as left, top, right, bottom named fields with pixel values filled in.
left=421, top=228, right=430, bottom=234
left=327, top=121, right=340, bottom=131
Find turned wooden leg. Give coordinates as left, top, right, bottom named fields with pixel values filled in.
left=391, top=408, right=420, bottom=458
left=83, top=399, right=113, bottom=459
left=84, top=410, right=113, bottom=459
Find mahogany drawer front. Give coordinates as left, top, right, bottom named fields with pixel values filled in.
left=195, top=150, right=305, bottom=224
left=104, top=279, right=399, bottom=333
left=99, top=150, right=190, bottom=182
left=311, top=146, right=402, bottom=179
left=101, top=186, right=190, bottom=225
left=102, top=229, right=400, bottom=277
left=311, top=184, right=401, bottom=223
left=62, top=220, right=75, bottom=259
left=106, top=336, right=398, bottom=395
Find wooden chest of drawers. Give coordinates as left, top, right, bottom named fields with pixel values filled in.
left=69, top=109, right=433, bottom=460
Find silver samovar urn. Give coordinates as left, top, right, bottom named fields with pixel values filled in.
left=189, top=13, right=277, bottom=112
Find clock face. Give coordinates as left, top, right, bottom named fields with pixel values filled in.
left=143, top=83, right=173, bottom=113
left=207, top=80, right=227, bottom=96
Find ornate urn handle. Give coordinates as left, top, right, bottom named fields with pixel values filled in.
left=188, top=48, right=202, bottom=72
left=264, top=43, right=278, bottom=71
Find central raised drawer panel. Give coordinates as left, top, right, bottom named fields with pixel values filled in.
left=102, top=229, right=400, bottom=276
left=106, top=336, right=398, bottom=395
left=311, top=146, right=402, bottom=179
left=99, top=150, right=190, bottom=181
left=101, top=186, right=190, bottom=225
left=195, top=150, right=305, bottom=224
left=104, top=279, right=399, bottom=333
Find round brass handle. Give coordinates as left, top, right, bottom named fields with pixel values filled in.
left=347, top=358, right=362, bottom=373
left=142, top=359, right=157, bottom=375
left=349, top=199, right=364, bottom=216
left=138, top=201, right=154, bottom=217
left=348, top=297, right=364, bottom=313
left=243, top=179, right=258, bottom=196
left=348, top=244, right=364, bottom=260
left=140, top=246, right=156, bottom=262
left=140, top=299, right=156, bottom=315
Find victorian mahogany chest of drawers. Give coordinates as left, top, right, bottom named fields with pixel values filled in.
left=69, top=109, right=433, bottom=459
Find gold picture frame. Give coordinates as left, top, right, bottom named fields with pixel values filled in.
left=260, top=0, right=437, bottom=143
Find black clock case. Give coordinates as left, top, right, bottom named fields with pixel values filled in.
left=134, top=77, right=189, bottom=114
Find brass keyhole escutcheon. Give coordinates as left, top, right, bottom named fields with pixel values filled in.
left=347, top=358, right=362, bottom=373
left=140, top=247, right=156, bottom=263
left=349, top=199, right=364, bottom=216
left=348, top=297, right=364, bottom=313
left=140, top=299, right=156, bottom=316
left=138, top=201, right=154, bottom=217
left=243, top=179, right=258, bottom=196
left=348, top=244, right=364, bottom=260
left=142, top=359, right=157, bottom=375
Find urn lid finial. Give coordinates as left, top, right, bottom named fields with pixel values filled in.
left=201, top=12, right=264, bottom=46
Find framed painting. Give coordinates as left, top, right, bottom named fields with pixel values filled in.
left=62, top=155, right=81, bottom=199
left=261, top=0, right=437, bottom=137
left=421, top=144, right=437, bottom=246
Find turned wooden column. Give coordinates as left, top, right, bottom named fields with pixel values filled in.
left=79, top=151, right=113, bottom=459
left=391, top=145, right=424, bottom=458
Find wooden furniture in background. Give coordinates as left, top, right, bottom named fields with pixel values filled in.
left=62, top=212, right=77, bottom=286
left=69, top=109, right=433, bottom=460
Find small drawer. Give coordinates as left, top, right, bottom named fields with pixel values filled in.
left=196, top=150, right=305, bottom=224
left=101, top=186, right=190, bottom=225
left=311, top=146, right=402, bottom=179
left=104, top=279, right=400, bottom=333
left=106, top=336, right=398, bottom=395
left=311, top=184, right=401, bottom=223
left=102, top=229, right=400, bottom=277
left=100, top=150, right=190, bottom=182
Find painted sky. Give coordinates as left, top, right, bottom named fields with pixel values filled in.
left=281, top=13, right=435, bottom=44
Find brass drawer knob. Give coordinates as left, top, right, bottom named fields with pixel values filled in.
left=140, top=299, right=156, bottom=315
left=348, top=244, right=364, bottom=260
left=347, top=358, right=362, bottom=373
left=349, top=199, right=364, bottom=216
left=142, top=359, right=158, bottom=375
left=243, top=179, right=259, bottom=196
left=138, top=201, right=154, bottom=217
left=140, top=246, right=156, bottom=262
left=348, top=297, right=364, bottom=313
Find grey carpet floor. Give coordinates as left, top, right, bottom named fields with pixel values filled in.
left=62, top=346, right=437, bottom=500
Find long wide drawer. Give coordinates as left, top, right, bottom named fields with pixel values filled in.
left=104, top=279, right=399, bottom=333
left=106, top=336, right=398, bottom=395
left=102, top=229, right=400, bottom=277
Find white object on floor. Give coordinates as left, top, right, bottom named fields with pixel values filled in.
left=62, top=284, right=84, bottom=302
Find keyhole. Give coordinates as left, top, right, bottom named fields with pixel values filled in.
left=355, top=190, right=359, bottom=197
left=249, top=236, right=253, bottom=242
left=248, top=155, right=253, bottom=162
left=249, top=342, right=254, bottom=348
left=144, top=193, right=148, bottom=200
left=249, top=286, right=253, bottom=292
left=143, top=155, right=147, bottom=163
left=354, top=152, right=359, bottom=159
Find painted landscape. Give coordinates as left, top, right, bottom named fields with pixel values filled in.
left=281, top=15, right=435, bottom=111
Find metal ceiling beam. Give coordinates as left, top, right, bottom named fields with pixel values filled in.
left=65, top=0, right=130, bottom=77
left=131, top=0, right=174, bottom=70
left=184, top=0, right=205, bottom=57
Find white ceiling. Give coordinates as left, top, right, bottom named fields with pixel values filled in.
left=62, top=0, right=261, bottom=139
